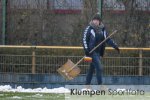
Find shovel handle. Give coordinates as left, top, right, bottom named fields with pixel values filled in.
left=67, top=55, right=86, bottom=72
left=89, top=30, right=117, bottom=54
left=67, top=30, right=118, bottom=73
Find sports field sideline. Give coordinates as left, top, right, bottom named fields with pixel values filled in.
left=0, top=85, right=150, bottom=100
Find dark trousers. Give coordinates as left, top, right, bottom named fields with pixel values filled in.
left=85, top=52, right=103, bottom=85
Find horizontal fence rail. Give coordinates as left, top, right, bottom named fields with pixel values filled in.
left=0, top=45, right=150, bottom=76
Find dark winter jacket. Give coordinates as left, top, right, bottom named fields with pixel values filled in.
left=82, top=22, right=119, bottom=57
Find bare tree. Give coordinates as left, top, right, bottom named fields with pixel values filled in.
left=121, top=0, right=149, bottom=47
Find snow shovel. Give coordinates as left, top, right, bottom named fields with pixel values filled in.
left=57, top=30, right=118, bottom=80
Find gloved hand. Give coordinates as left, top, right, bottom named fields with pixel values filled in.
left=115, top=47, right=120, bottom=54
left=84, top=56, right=92, bottom=62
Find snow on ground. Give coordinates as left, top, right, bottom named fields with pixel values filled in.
left=0, top=85, right=127, bottom=94
left=0, top=85, right=70, bottom=93
left=12, top=96, right=22, bottom=99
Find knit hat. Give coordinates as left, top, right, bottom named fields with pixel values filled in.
left=92, top=14, right=101, bottom=21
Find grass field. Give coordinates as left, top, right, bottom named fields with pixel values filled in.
left=0, top=92, right=65, bottom=100
left=1, top=85, right=150, bottom=100
left=0, top=92, right=150, bottom=100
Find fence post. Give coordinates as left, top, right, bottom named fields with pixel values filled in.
left=97, top=0, right=103, bottom=18
left=139, top=49, right=143, bottom=76
left=32, top=47, right=36, bottom=74
left=2, top=0, right=7, bottom=45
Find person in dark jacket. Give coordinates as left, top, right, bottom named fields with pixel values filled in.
left=82, top=14, right=120, bottom=85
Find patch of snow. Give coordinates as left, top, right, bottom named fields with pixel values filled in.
left=12, top=96, right=22, bottom=99
left=0, top=85, right=70, bottom=93
left=0, top=85, right=12, bottom=92
left=32, top=93, right=43, bottom=97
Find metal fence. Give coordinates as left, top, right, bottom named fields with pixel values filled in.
left=0, top=46, right=150, bottom=76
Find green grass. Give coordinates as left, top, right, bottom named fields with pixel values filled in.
left=65, top=93, right=150, bottom=100
left=0, top=92, right=150, bottom=100
left=0, top=92, right=65, bottom=100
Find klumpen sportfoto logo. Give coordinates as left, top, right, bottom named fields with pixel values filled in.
left=70, top=88, right=145, bottom=97
left=65, top=85, right=148, bottom=98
